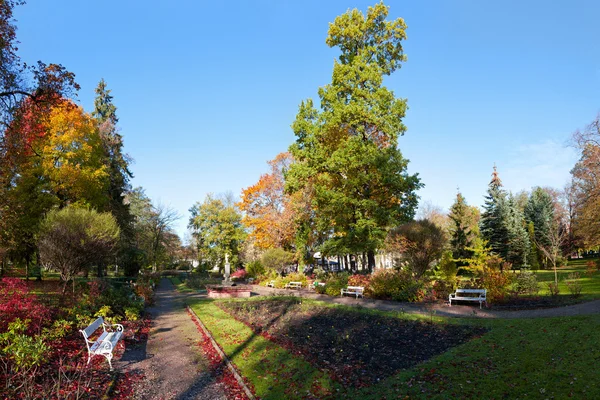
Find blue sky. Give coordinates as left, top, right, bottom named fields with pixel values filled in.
left=15, top=1, right=600, bottom=237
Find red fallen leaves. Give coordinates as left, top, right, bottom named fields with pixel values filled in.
left=188, top=309, right=254, bottom=400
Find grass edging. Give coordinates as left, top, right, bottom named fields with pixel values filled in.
left=187, top=305, right=255, bottom=400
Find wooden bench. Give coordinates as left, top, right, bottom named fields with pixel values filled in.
left=80, top=316, right=124, bottom=371
left=284, top=281, right=303, bottom=289
left=267, top=280, right=275, bottom=288
left=341, top=286, right=364, bottom=298
left=449, top=288, right=487, bottom=309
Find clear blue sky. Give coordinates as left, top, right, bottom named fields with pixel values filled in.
left=15, top=1, right=600, bottom=238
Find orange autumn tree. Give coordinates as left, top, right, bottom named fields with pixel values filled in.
left=239, top=152, right=297, bottom=250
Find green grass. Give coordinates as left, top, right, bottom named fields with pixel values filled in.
left=534, top=257, right=600, bottom=300
left=190, top=297, right=600, bottom=399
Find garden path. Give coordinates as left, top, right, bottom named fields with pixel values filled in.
left=115, top=279, right=227, bottom=400
left=251, top=285, right=600, bottom=319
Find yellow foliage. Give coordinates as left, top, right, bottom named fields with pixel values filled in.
left=41, top=101, right=108, bottom=208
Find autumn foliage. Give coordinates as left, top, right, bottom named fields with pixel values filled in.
left=239, top=152, right=297, bottom=250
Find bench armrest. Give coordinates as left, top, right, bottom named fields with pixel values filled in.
left=103, top=322, right=124, bottom=333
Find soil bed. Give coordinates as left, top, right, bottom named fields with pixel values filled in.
left=218, top=299, right=488, bottom=388
left=490, top=295, right=582, bottom=310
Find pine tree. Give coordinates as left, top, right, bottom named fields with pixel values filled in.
left=93, top=79, right=132, bottom=228
left=524, top=187, right=555, bottom=249
left=504, top=195, right=530, bottom=267
left=448, top=191, right=480, bottom=262
left=527, top=221, right=540, bottom=270
left=480, top=166, right=510, bottom=258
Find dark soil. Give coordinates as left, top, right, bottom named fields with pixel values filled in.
left=219, top=299, right=488, bottom=388
left=490, top=295, right=582, bottom=310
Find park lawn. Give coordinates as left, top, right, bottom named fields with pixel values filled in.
left=190, top=297, right=600, bottom=399
left=534, top=257, right=600, bottom=300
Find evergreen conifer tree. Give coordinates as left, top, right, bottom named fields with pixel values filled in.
left=448, top=191, right=480, bottom=262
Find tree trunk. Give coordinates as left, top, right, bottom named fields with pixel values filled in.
left=25, top=256, right=30, bottom=281
left=36, top=252, right=42, bottom=281
left=367, top=251, right=376, bottom=272
left=97, top=262, right=103, bottom=278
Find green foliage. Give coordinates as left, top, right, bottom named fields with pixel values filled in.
left=245, top=260, right=265, bottom=278
left=436, top=250, right=458, bottom=284
left=480, top=168, right=530, bottom=268
left=547, top=281, right=560, bottom=296
left=367, top=269, right=425, bottom=302
left=324, top=272, right=349, bottom=297
left=0, top=319, right=48, bottom=372
left=512, top=271, right=539, bottom=295
left=261, top=248, right=295, bottom=275
left=38, top=206, right=120, bottom=290
left=188, top=193, right=245, bottom=269
left=565, top=272, right=583, bottom=297
left=285, top=3, right=421, bottom=268
left=387, top=220, right=446, bottom=278
left=524, top=187, right=555, bottom=251
left=449, top=192, right=480, bottom=261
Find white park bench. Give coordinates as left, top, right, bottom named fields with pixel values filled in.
left=449, top=288, right=487, bottom=309
left=267, top=280, right=275, bottom=288
left=80, top=316, right=124, bottom=371
left=309, top=281, right=325, bottom=291
left=285, top=281, right=303, bottom=289
left=341, top=286, right=364, bottom=298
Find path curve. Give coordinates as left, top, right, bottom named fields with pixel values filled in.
left=116, top=279, right=227, bottom=400
left=251, top=285, right=600, bottom=319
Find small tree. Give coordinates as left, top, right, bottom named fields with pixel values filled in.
left=386, top=220, right=446, bottom=278
left=38, top=206, right=119, bottom=294
left=261, top=248, right=295, bottom=275
left=534, top=220, right=567, bottom=286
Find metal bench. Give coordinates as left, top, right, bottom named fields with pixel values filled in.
left=284, top=281, right=303, bottom=289
left=80, top=316, right=124, bottom=371
left=341, top=286, right=364, bottom=298
left=449, top=288, right=487, bottom=309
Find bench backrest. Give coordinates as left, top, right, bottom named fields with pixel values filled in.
left=81, top=316, right=104, bottom=339
left=456, top=289, right=486, bottom=296
left=347, top=286, right=364, bottom=291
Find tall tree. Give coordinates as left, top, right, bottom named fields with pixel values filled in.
left=285, top=3, right=421, bottom=269
left=448, top=192, right=480, bottom=262
left=570, top=114, right=600, bottom=248
left=92, top=80, right=132, bottom=226
left=480, top=166, right=509, bottom=258
left=189, top=193, right=246, bottom=269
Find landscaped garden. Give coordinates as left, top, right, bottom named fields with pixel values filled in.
left=189, top=296, right=600, bottom=399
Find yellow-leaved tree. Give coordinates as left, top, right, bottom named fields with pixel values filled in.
left=41, top=101, right=109, bottom=208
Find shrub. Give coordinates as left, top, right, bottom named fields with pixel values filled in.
left=565, top=273, right=583, bottom=297
left=0, top=278, right=50, bottom=335
left=512, top=271, right=539, bottom=295
left=367, top=269, right=425, bottom=302
left=246, top=260, right=265, bottom=278
left=285, top=272, right=308, bottom=286
left=586, top=261, right=596, bottom=276
left=480, top=268, right=513, bottom=302
left=547, top=281, right=560, bottom=296
left=231, top=268, right=248, bottom=281
left=324, top=273, right=349, bottom=296
left=431, top=280, right=455, bottom=300
left=348, top=274, right=371, bottom=287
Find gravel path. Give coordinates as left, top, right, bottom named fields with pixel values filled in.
left=252, top=285, right=600, bottom=319
left=116, top=279, right=227, bottom=400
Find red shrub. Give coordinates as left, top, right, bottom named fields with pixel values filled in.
left=0, top=278, right=52, bottom=334
left=231, top=269, right=248, bottom=280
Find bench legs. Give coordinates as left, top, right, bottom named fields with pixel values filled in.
left=86, top=352, right=114, bottom=371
